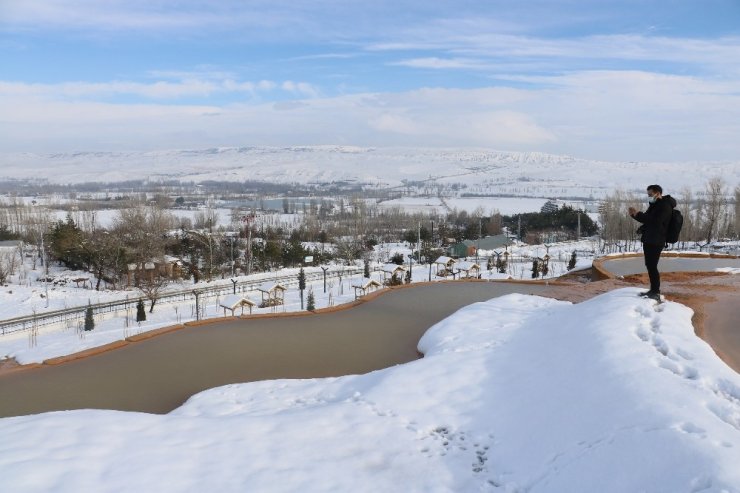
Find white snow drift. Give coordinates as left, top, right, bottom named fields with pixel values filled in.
left=1, top=288, right=739, bottom=492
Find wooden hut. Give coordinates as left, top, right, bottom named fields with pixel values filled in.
left=351, top=277, right=382, bottom=299
left=219, top=295, right=257, bottom=316
left=380, top=263, right=406, bottom=285
left=454, top=261, right=481, bottom=279
left=256, top=282, right=287, bottom=307
left=433, top=256, right=457, bottom=277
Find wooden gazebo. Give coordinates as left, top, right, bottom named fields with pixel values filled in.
left=454, top=261, right=481, bottom=279
left=433, top=256, right=457, bottom=277
left=219, top=295, right=257, bottom=316
left=380, top=263, right=406, bottom=284
left=256, top=282, right=287, bottom=307
left=351, top=277, right=382, bottom=299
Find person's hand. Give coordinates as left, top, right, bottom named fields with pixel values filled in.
left=628, top=207, right=637, bottom=216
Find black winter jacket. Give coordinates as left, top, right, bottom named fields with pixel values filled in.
left=632, top=195, right=676, bottom=245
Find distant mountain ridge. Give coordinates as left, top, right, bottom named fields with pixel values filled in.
left=1, top=146, right=736, bottom=196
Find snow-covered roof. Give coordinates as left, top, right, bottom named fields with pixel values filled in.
left=351, top=277, right=381, bottom=289
left=381, top=263, right=406, bottom=273
left=455, top=261, right=480, bottom=271
left=256, top=282, right=287, bottom=293
left=219, top=295, right=256, bottom=310
left=434, top=256, right=456, bottom=265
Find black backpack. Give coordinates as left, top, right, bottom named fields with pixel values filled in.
left=666, top=209, right=683, bottom=244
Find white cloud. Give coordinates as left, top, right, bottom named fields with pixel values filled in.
left=0, top=78, right=297, bottom=101
left=281, top=81, right=321, bottom=98
left=391, top=57, right=489, bottom=70
left=1, top=71, right=740, bottom=161
left=371, top=32, right=740, bottom=75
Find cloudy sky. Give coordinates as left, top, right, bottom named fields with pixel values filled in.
left=1, top=0, right=740, bottom=161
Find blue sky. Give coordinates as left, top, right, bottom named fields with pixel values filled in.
left=1, top=0, right=740, bottom=161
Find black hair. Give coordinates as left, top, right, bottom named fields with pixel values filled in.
left=647, top=184, right=663, bottom=194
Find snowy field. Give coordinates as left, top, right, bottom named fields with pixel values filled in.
left=375, top=196, right=554, bottom=215
left=1, top=289, right=739, bottom=492
left=0, top=238, right=598, bottom=365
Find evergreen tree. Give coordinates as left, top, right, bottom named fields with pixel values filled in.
left=306, top=288, right=315, bottom=311
left=84, top=303, right=95, bottom=331
left=540, top=259, right=549, bottom=277
left=405, top=269, right=412, bottom=284
left=531, top=259, right=539, bottom=279
left=568, top=251, right=577, bottom=270
left=364, top=259, right=370, bottom=278
left=136, top=299, right=146, bottom=323
left=496, top=256, right=507, bottom=274
left=298, top=267, right=306, bottom=309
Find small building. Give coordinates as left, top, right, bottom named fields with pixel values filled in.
left=454, top=261, right=481, bottom=279
left=446, top=235, right=512, bottom=258
left=541, top=200, right=559, bottom=214
left=256, top=282, right=287, bottom=306
left=351, top=277, right=382, bottom=299
left=447, top=242, right=475, bottom=258
left=219, top=295, right=256, bottom=316
left=157, top=255, right=184, bottom=279
left=433, top=256, right=457, bottom=277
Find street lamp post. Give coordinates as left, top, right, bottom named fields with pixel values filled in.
left=321, top=266, right=329, bottom=293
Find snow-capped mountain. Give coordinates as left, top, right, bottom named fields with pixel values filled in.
left=1, top=146, right=737, bottom=196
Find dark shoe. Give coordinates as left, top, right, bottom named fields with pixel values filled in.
left=646, top=291, right=662, bottom=301
left=638, top=290, right=654, bottom=297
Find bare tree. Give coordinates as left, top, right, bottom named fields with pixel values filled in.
left=700, top=177, right=727, bottom=245
left=598, top=190, right=640, bottom=252
left=0, top=251, right=16, bottom=284
left=112, top=203, right=176, bottom=269
left=677, top=186, right=696, bottom=247
left=139, top=274, right=170, bottom=313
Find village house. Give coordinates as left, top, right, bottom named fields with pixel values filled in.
left=446, top=234, right=511, bottom=258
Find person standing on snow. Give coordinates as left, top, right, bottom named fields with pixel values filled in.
left=628, top=184, right=676, bottom=301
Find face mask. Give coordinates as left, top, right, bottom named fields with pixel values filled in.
left=648, top=196, right=657, bottom=204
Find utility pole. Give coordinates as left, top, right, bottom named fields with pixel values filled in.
left=477, top=217, right=482, bottom=263
left=230, top=237, right=235, bottom=277
left=417, top=221, right=421, bottom=264
left=242, top=213, right=254, bottom=276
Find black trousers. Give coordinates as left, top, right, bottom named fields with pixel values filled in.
left=643, top=243, right=664, bottom=292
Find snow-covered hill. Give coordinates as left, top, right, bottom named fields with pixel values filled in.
left=1, top=289, right=739, bottom=491
left=2, top=146, right=737, bottom=196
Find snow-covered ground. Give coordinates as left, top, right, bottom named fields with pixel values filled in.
left=1, top=288, right=739, bottom=492
left=0, top=239, right=598, bottom=365
left=375, top=196, right=555, bottom=215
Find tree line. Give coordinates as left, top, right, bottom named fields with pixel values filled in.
left=599, top=177, right=739, bottom=252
